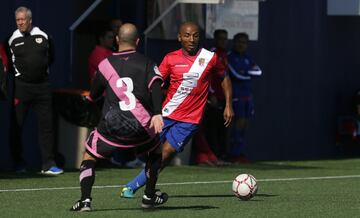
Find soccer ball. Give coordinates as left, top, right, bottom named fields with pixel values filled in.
left=232, top=174, right=258, bottom=200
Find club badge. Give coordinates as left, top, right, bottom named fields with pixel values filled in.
left=198, top=58, right=205, bottom=66
left=35, top=38, right=43, bottom=44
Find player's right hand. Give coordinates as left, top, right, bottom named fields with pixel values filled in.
left=150, top=114, right=164, bottom=134
left=223, top=104, right=234, bottom=127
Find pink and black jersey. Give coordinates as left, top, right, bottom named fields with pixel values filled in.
left=89, top=50, right=162, bottom=146
left=159, top=48, right=224, bottom=124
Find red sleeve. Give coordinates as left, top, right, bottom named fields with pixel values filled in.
left=159, top=54, right=170, bottom=80
left=88, top=48, right=112, bottom=83
left=212, top=53, right=226, bottom=79
left=0, top=44, right=9, bottom=72
left=88, top=53, right=104, bottom=82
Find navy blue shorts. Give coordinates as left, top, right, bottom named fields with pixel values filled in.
left=233, top=96, right=254, bottom=119
left=160, top=118, right=199, bottom=152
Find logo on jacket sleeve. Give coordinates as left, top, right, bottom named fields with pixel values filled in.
left=35, top=38, right=43, bottom=44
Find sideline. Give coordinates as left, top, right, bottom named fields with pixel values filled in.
left=1, top=174, right=360, bottom=193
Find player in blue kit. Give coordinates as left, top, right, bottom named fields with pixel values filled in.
left=227, top=32, right=262, bottom=163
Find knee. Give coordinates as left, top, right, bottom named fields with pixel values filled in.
left=83, top=151, right=96, bottom=162
left=162, top=143, right=176, bottom=161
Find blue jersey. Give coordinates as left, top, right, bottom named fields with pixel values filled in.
left=226, top=51, right=261, bottom=98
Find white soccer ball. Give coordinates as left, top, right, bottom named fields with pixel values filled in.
left=232, top=174, right=258, bottom=200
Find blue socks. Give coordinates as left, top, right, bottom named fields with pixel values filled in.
left=126, top=169, right=147, bottom=192
left=231, top=127, right=246, bottom=156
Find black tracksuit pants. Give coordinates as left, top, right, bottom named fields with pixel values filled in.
left=10, top=78, right=55, bottom=170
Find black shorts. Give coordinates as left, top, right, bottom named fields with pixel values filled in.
left=85, top=129, right=160, bottom=159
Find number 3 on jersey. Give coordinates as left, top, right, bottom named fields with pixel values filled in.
left=116, top=77, right=136, bottom=111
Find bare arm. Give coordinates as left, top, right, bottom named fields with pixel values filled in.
left=149, top=79, right=164, bottom=134
left=221, top=75, right=234, bottom=127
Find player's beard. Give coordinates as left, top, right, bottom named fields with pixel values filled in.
left=187, top=45, right=198, bottom=56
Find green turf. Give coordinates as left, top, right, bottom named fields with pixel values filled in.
left=1, top=158, right=360, bottom=217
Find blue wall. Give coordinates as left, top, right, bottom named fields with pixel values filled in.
left=247, top=0, right=360, bottom=160
left=1, top=0, right=360, bottom=170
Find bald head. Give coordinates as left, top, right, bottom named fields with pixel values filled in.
left=177, top=22, right=200, bottom=56
left=117, top=23, right=139, bottom=47
left=179, top=21, right=199, bottom=34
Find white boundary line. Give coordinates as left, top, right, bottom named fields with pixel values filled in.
left=1, top=174, right=360, bottom=193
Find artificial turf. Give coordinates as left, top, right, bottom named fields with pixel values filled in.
left=1, top=158, right=360, bottom=217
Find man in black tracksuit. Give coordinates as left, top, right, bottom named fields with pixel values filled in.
left=8, top=6, right=63, bottom=174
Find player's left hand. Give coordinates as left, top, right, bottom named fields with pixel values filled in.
left=150, top=114, right=164, bottom=134
left=223, top=104, right=234, bottom=127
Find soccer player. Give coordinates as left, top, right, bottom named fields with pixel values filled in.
left=70, top=23, right=167, bottom=211
left=121, top=21, right=234, bottom=198
left=192, top=29, right=230, bottom=166
left=227, top=32, right=262, bottom=163
left=206, top=29, right=230, bottom=160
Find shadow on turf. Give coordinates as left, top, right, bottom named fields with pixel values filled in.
left=171, top=194, right=234, bottom=198
left=90, top=194, right=277, bottom=212
left=91, top=205, right=219, bottom=212
left=170, top=193, right=278, bottom=199
left=256, top=193, right=277, bottom=197
left=247, top=193, right=279, bottom=201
